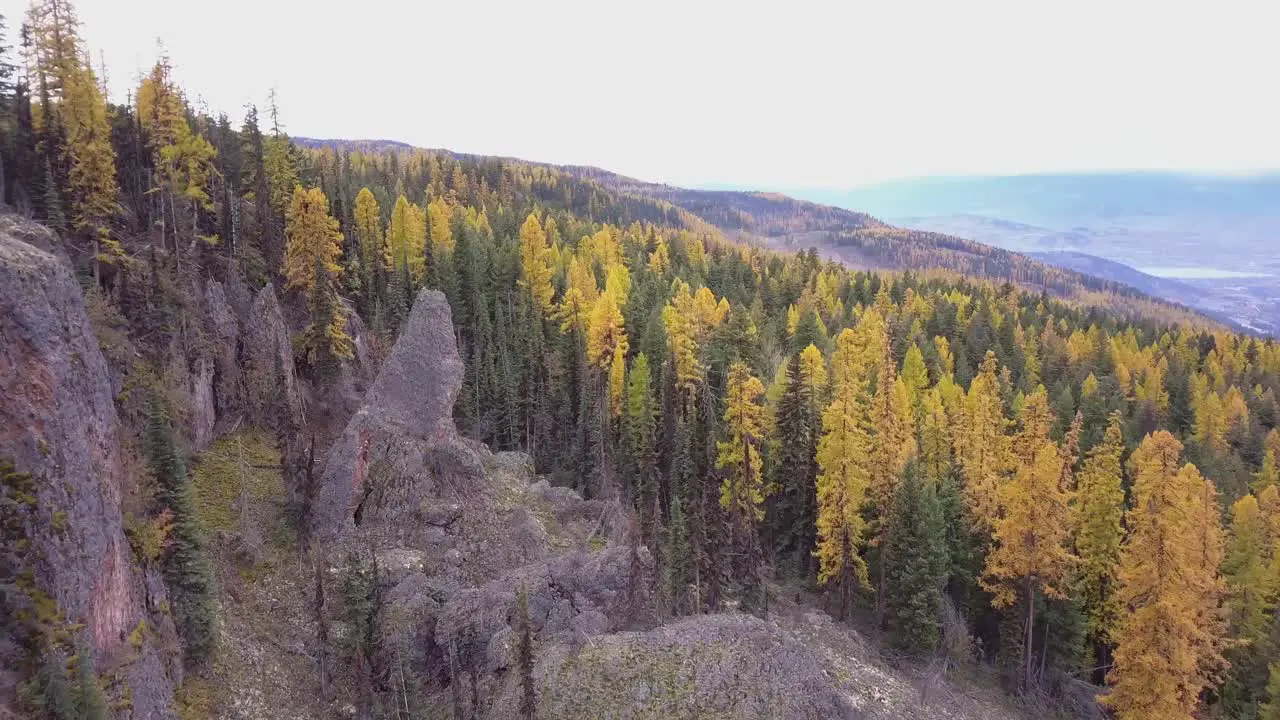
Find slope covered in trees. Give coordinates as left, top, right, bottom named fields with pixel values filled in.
left=3, top=4, right=1280, bottom=717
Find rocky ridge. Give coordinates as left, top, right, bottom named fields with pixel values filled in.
left=0, top=215, right=180, bottom=719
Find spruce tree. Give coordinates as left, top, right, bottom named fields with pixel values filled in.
left=145, top=394, right=218, bottom=666
left=770, top=351, right=820, bottom=579
left=70, top=639, right=107, bottom=720
left=883, top=461, right=949, bottom=655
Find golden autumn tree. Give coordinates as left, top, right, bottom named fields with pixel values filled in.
left=1075, top=411, right=1126, bottom=662
left=603, top=264, right=631, bottom=307
left=426, top=197, right=453, bottom=256
left=865, top=319, right=917, bottom=619
left=351, top=187, right=382, bottom=306
left=1193, top=388, right=1229, bottom=454
left=282, top=185, right=343, bottom=300
left=982, top=387, right=1075, bottom=688
left=901, top=343, right=929, bottom=415
left=566, top=255, right=600, bottom=305
left=662, top=280, right=728, bottom=398
left=26, top=0, right=122, bottom=281
left=137, top=54, right=217, bottom=249
left=384, top=194, right=426, bottom=283
left=957, top=351, right=1010, bottom=534
left=918, top=387, right=953, bottom=487
left=517, top=213, right=554, bottom=316
left=717, top=362, right=767, bottom=524
left=867, top=326, right=915, bottom=520
left=815, top=328, right=873, bottom=617
left=586, top=290, right=628, bottom=417
left=647, top=235, right=671, bottom=276
left=1103, top=432, right=1227, bottom=720
left=555, top=253, right=599, bottom=336
left=61, top=60, right=121, bottom=279
left=1222, top=492, right=1276, bottom=703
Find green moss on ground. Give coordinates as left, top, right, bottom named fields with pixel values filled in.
left=189, top=428, right=282, bottom=539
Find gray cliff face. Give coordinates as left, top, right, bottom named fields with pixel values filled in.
left=0, top=216, right=178, bottom=718
left=203, top=279, right=241, bottom=418
left=242, top=283, right=302, bottom=428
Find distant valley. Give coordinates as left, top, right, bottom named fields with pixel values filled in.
left=790, top=174, right=1280, bottom=335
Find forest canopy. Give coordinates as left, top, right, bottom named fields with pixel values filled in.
left=3, top=3, right=1280, bottom=718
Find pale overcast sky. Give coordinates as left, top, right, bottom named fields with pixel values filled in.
left=4, top=0, right=1278, bottom=188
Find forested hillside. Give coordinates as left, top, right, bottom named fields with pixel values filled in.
left=4, top=3, right=1280, bottom=719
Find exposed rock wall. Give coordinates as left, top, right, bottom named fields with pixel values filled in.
left=242, top=283, right=302, bottom=428
left=204, top=279, right=241, bottom=418
left=0, top=215, right=178, bottom=718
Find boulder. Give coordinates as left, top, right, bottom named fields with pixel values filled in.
left=487, top=614, right=857, bottom=720
left=0, top=215, right=178, bottom=718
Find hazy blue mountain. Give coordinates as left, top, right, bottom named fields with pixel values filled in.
left=1026, top=251, right=1205, bottom=304
left=785, top=173, right=1280, bottom=335
left=794, top=173, right=1280, bottom=226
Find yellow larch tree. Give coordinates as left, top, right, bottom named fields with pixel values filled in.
left=1223, top=494, right=1275, bottom=659
left=918, top=387, right=953, bottom=487
left=426, top=197, right=453, bottom=256
left=957, top=351, right=1010, bottom=534
left=901, top=344, right=929, bottom=415
left=815, top=328, right=874, bottom=618
left=282, top=185, right=343, bottom=300
left=26, top=0, right=123, bottom=280
left=604, top=264, right=631, bottom=307
left=566, top=255, right=599, bottom=306
left=982, top=386, right=1075, bottom=689
left=517, top=213, right=555, bottom=316
left=661, top=280, right=728, bottom=397
left=586, top=291, right=628, bottom=417
left=137, top=54, right=217, bottom=248
left=648, top=235, right=671, bottom=276
left=384, top=194, right=426, bottom=283
left=556, top=254, right=599, bottom=336
left=351, top=188, right=382, bottom=301
left=717, top=362, right=767, bottom=524
left=1193, top=388, right=1229, bottom=454
left=1103, top=432, right=1227, bottom=720
left=61, top=60, right=122, bottom=278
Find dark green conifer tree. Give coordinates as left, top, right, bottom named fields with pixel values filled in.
left=883, top=461, right=949, bottom=654
left=145, top=394, right=217, bottom=666
left=769, top=352, right=820, bottom=579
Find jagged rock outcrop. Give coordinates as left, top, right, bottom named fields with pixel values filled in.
left=185, top=352, right=217, bottom=452
left=204, top=279, right=241, bottom=417
left=312, top=289, right=468, bottom=542
left=0, top=216, right=179, bottom=718
left=242, top=283, right=302, bottom=428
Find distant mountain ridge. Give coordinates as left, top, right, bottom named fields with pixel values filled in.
left=781, top=173, right=1280, bottom=335
left=295, top=137, right=1224, bottom=330
left=1027, top=251, right=1202, bottom=299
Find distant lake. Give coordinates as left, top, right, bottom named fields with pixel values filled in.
left=1139, top=266, right=1274, bottom=279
